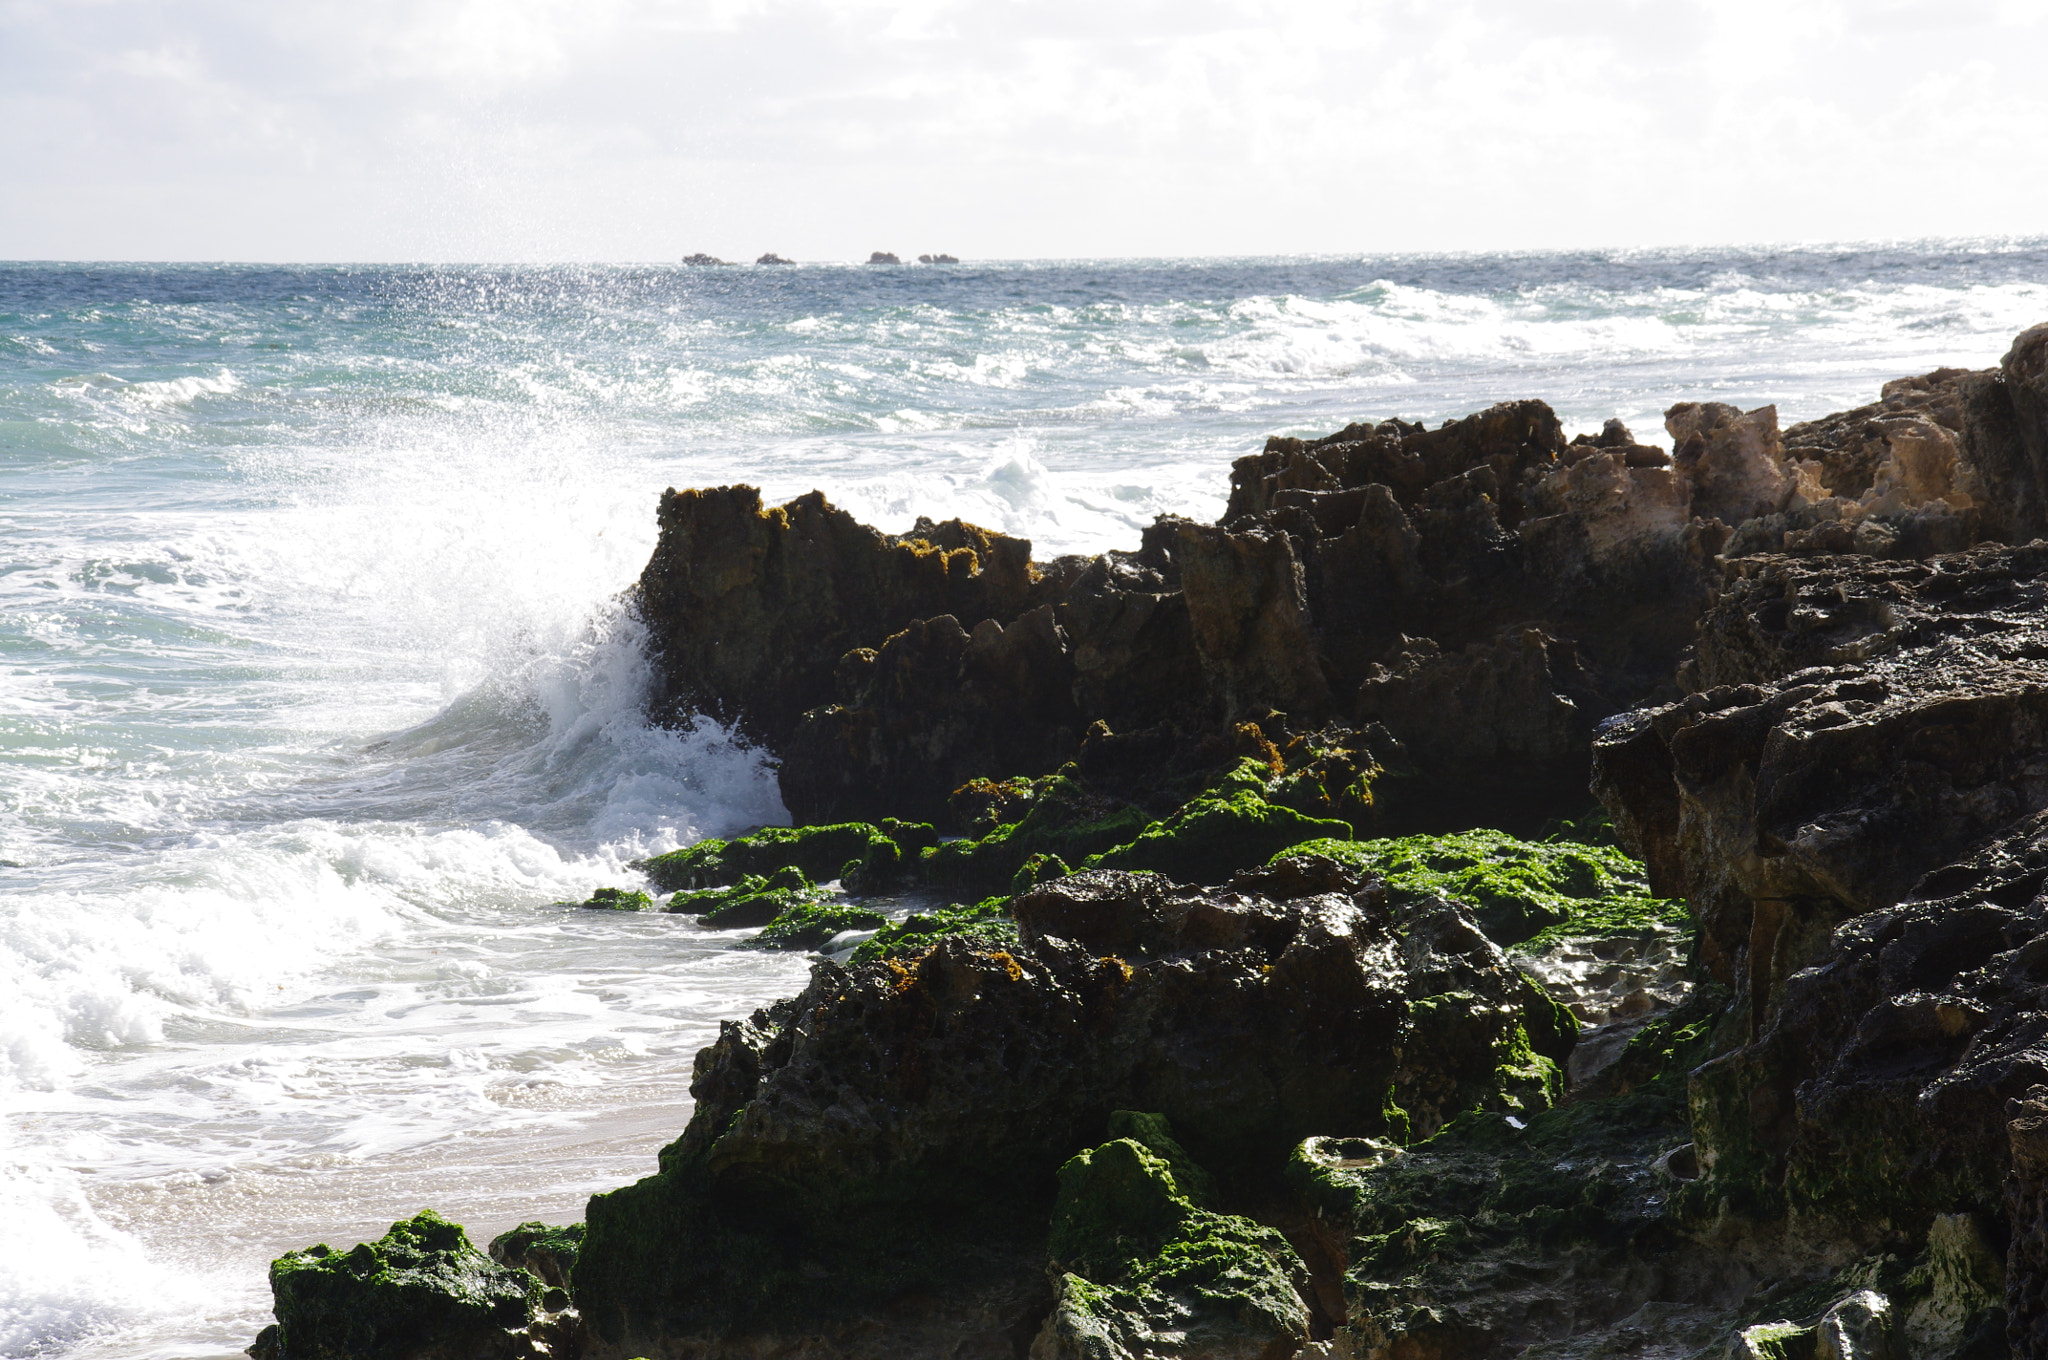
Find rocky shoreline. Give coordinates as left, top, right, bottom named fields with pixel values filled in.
left=247, top=325, right=2048, bottom=1360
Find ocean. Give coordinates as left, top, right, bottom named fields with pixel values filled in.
left=3, top=245, right=2046, bottom=1357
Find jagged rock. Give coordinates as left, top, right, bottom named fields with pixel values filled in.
left=573, top=859, right=1567, bottom=1353
left=1175, top=518, right=1332, bottom=718
left=1668, top=401, right=1795, bottom=527
left=1355, top=627, right=1598, bottom=827
left=1592, top=542, right=2048, bottom=1008
left=634, top=487, right=1036, bottom=745
left=1781, top=368, right=1972, bottom=502
left=1598, top=655, right=2048, bottom=1265
left=1960, top=323, right=2048, bottom=542
left=638, top=343, right=2048, bottom=833
left=781, top=605, right=1083, bottom=825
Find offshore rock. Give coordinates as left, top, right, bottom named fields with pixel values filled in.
left=573, top=859, right=1565, bottom=1354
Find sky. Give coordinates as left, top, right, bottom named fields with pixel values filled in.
left=1, top=0, right=2045, bottom=262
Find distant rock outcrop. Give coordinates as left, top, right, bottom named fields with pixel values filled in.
left=755, top=252, right=795, bottom=265
left=868, top=251, right=901, bottom=265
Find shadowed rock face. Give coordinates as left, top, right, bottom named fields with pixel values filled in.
left=1592, top=542, right=2048, bottom=1012
left=1588, top=534, right=2048, bottom=1337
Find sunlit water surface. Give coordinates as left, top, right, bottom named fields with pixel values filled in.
left=4, top=246, right=2045, bottom=1357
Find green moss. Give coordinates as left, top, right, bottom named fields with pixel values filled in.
left=638, top=821, right=931, bottom=892
left=576, top=887, right=654, bottom=911
left=922, top=775, right=1150, bottom=893
left=1494, top=1021, right=1563, bottom=1114
left=1106, top=1110, right=1218, bottom=1208
left=1048, top=1140, right=1192, bottom=1276
left=669, top=866, right=829, bottom=929
left=747, top=900, right=889, bottom=952
left=264, top=1210, right=540, bottom=1360
left=1285, top=830, right=1683, bottom=948
left=1009, top=852, right=1070, bottom=894
left=1042, top=1130, right=1311, bottom=1355
left=485, top=1221, right=583, bottom=1288
left=1087, top=784, right=1351, bottom=886
left=846, top=897, right=1018, bottom=964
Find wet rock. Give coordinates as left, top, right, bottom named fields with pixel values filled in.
left=1287, top=1084, right=1703, bottom=1360
left=487, top=1222, right=582, bottom=1290
left=639, top=820, right=933, bottom=892
left=253, top=1210, right=568, bottom=1360
left=634, top=487, right=1035, bottom=746
left=574, top=862, right=1560, bottom=1353
left=572, top=887, right=653, bottom=911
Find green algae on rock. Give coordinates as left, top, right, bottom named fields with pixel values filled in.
left=485, top=1221, right=582, bottom=1290
left=638, top=819, right=934, bottom=892
left=920, top=773, right=1149, bottom=893
left=1035, top=1134, right=1311, bottom=1360
left=746, top=898, right=888, bottom=951
left=845, top=894, right=1018, bottom=964
left=666, top=865, right=825, bottom=929
left=1286, top=828, right=1683, bottom=947
left=1085, top=763, right=1351, bottom=886
left=252, top=1210, right=565, bottom=1360
left=572, top=886, right=654, bottom=911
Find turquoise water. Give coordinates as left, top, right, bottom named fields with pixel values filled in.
left=3, top=247, right=2046, bottom=1356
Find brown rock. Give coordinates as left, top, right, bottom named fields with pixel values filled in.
left=635, top=487, right=1036, bottom=743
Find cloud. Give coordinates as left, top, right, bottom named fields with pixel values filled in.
left=0, top=0, right=2042, bottom=259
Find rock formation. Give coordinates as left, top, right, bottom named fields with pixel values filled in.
left=637, top=336, right=2047, bottom=830
left=255, top=324, right=2048, bottom=1360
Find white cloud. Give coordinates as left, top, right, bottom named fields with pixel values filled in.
left=0, top=0, right=2042, bottom=259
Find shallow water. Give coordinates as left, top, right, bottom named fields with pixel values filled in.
left=3, top=245, right=2045, bottom=1357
